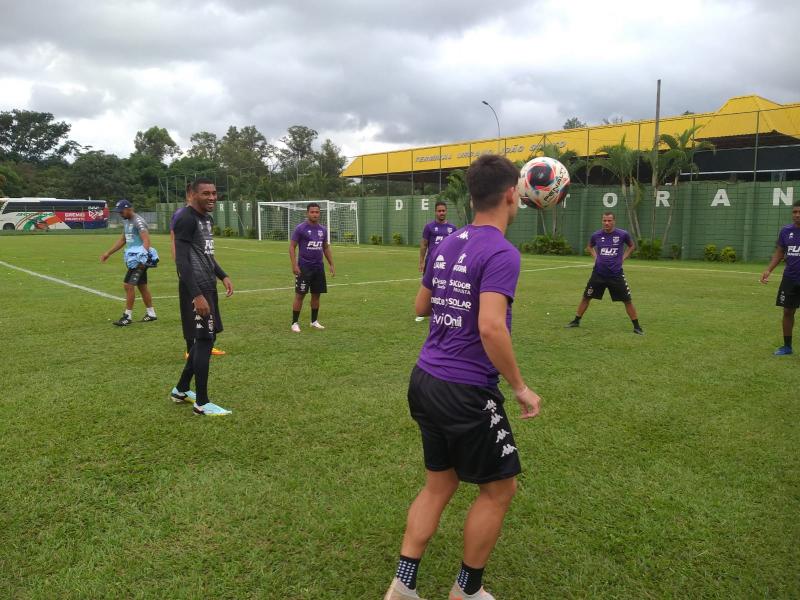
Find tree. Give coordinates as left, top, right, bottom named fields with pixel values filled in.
left=0, top=164, right=24, bottom=196
left=133, top=126, right=181, bottom=162
left=218, top=125, right=275, bottom=172
left=602, top=116, right=625, bottom=125
left=0, top=110, right=80, bottom=162
left=589, top=135, right=643, bottom=239
left=278, top=125, right=318, bottom=174
left=439, top=169, right=470, bottom=224
left=538, top=143, right=583, bottom=236
left=68, top=150, right=132, bottom=200
left=649, top=125, right=715, bottom=247
left=563, top=117, right=587, bottom=130
left=187, top=131, right=221, bottom=162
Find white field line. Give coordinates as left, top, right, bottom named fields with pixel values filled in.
left=0, top=260, right=125, bottom=301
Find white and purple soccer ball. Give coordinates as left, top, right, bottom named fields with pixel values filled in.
left=517, top=156, right=570, bottom=209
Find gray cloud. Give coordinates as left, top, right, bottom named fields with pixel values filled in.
left=1, top=0, right=798, bottom=158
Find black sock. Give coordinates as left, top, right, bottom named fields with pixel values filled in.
left=573, top=315, right=582, bottom=323
left=176, top=344, right=196, bottom=392
left=785, top=336, right=793, bottom=348
left=192, top=338, right=213, bottom=405
left=632, top=319, right=641, bottom=329
left=395, top=555, right=420, bottom=590
left=311, top=308, right=319, bottom=323
left=457, top=562, right=484, bottom=595
left=292, top=310, right=300, bottom=324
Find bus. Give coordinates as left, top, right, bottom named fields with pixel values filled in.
left=0, top=198, right=109, bottom=231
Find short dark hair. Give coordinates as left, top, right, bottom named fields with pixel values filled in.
left=602, top=211, right=616, bottom=218
left=189, top=177, right=215, bottom=192
left=466, top=155, right=519, bottom=212
left=307, top=202, right=321, bottom=211
left=435, top=200, right=447, bottom=209
left=793, top=199, right=800, bottom=207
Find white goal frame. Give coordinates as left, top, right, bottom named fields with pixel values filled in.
left=256, top=200, right=359, bottom=244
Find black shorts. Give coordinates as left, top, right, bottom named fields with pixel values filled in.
left=179, top=283, right=223, bottom=342
left=123, top=266, right=148, bottom=285
left=295, top=267, right=327, bottom=295
left=584, top=271, right=632, bottom=302
left=777, top=276, right=800, bottom=309
left=407, top=365, right=522, bottom=484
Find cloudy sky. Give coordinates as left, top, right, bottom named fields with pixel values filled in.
left=1, top=0, right=798, bottom=160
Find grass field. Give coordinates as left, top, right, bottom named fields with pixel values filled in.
left=1, top=233, right=798, bottom=599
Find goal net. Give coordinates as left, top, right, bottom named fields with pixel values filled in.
left=257, top=200, right=359, bottom=244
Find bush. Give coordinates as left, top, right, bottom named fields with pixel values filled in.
left=719, top=246, right=737, bottom=263
left=671, top=244, right=681, bottom=260
left=392, top=232, right=403, bottom=246
left=524, top=234, right=572, bottom=255
left=343, top=232, right=356, bottom=243
left=704, top=244, right=719, bottom=262
left=246, top=228, right=258, bottom=239
left=370, top=234, right=383, bottom=245
left=636, top=238, right=662, bottom=260
left=223, top=226, right=236, bottom=237
left=212, top=225, right=221, bottom=236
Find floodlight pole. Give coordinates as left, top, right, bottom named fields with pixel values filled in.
left=482, top=100, right=502, bottom=154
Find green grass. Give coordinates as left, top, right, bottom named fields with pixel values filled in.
left=1, top=234, right=798, bottom=599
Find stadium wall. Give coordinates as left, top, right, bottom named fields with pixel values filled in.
left=155, top=181, right=798, bottom=262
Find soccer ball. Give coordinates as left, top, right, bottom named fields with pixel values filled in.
left=517, top=157, right=570, bottom=209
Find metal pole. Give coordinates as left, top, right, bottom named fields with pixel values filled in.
left=651, top=79, right=662, bottom=242
left=752, top=110, right=760, bottom=182
left=482, top=100, right=501, bottom=154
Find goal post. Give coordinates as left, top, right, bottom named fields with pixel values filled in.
left=256, top=200, right=359, bottom=244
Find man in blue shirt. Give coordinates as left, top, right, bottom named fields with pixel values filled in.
left=100, top=199, right=157, bottom=326
left=566, top=212, right=643, bottom=334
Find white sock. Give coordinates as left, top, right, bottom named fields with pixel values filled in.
left=146, top=307, right=156, bottom=317
left=124, top=309, right=132, bottom=318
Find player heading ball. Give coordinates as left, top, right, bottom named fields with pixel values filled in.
left=384, top=154, right=541, bottom=600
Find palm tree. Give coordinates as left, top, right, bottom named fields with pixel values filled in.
left=654, top=126, right=715, bottom=248
left=439, top=169, right=470, bottom=225
left=589, top=135, right=643, bottom=240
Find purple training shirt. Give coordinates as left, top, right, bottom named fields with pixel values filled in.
left=422, top=221, right=457, bottom=252
left=417, top=224, right=521, bottom=388
left=292, top=221, right=327, bottom=270
left=777, top=224, right=800, bottom=282
left=590, top=228, right=632, bottom=277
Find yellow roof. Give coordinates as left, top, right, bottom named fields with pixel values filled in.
left=342, top=95, right=800, bottom=177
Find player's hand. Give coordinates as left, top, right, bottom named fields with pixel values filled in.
left=193, top=294, right=211, bottom=317
left=760, top=270, right=771, bottom=284
left=100, top=253, right=109, bottom=263
left=514, top=386, right=541, bottom=419
left=419, top=263, right=424, bottom=273
left=329, top=265, right=335, bottom=278
left=293, top=265, right=301, bottom=276
left=222, top=277, right=234, bottom=297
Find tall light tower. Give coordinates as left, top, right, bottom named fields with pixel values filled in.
left=482, top=100, right=502, bottom=154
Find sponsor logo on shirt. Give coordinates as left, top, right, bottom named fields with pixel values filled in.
left=434, top=235, right=444, bottom=245
left=431, top=277, right=447, bottom=289
left=204, top=239, right=215, bottom=255
left=431, top=296, right=446, bottom=306
left=307, top=240, right=324, bottom=251
left=458, top=230, right=469, bottom=240
left=447, top=297, right=472, bottom=311
left=431, top=311, right=463, bottom=328
left=600, top=247, right=619, bottom=256
left=452, top=253, right=468, bottom=274
left=787, top=245, right=800, bottom=255
left=613, top=236, right=620, bottom=244
left=449, top=279, right=472, bottom=294
left=448, top=227, right=453, bottom=234
left=433, top=255, right=446, bottom=269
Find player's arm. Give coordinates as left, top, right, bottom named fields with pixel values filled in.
left=100, top=234, right=126, bottom=262
left=415, top=284, right=433, bottom=317
left=173, top=217, right=210, bottom=316
left=478, top=291, right=540, bottom=419
left=212, top=259, right=233, bottom=297
left=170, top=230, right=176, bottom=261
left=622, top=238, right=635, bottom=260
left=139, top=227, right=151, bottom=251
left=761, top=246, right=786, bottom=284
left=419, top=238, right=428, bottom=272
left=323, top=241, right=335, bottom=277
left=289, top=240, right=300, bottom=275
left=586, top=238, right=597, bottom=259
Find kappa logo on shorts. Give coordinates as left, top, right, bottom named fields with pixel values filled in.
left=489, top=413, right=504, bottom=428
left=495, top=429, right=510, bottom=443
left=780, top=291, right=786, bottom=303
left=483, top=399, right=497, bottom=412
left=500, top=444, right=517, bottom=457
